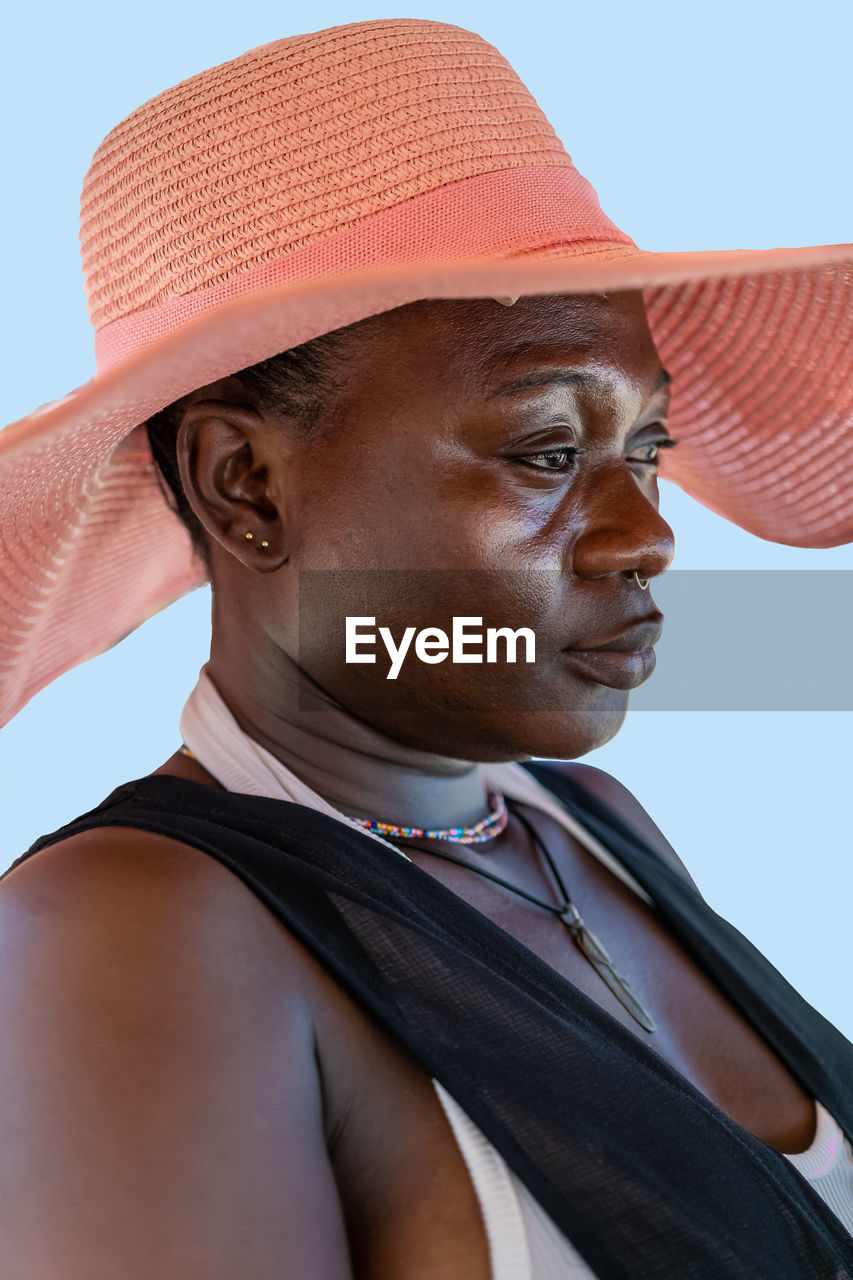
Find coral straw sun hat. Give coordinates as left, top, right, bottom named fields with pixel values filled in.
left=1, top=17, right=851, bottom=726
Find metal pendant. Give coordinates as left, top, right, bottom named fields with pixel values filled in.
left=560, top=904, right=658, bottom=1034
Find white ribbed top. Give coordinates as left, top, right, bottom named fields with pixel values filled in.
left=435, top=1085, right=853, bottom=1279
left=179, top=671, right=853, bottom=1277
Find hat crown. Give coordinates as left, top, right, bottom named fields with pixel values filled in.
left=80, top=18, right=577, bottom=333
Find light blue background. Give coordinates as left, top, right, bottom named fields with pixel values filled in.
left=2, top=2, right=851, bottom=1037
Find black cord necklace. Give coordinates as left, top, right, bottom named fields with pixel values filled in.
left=391, top=796, right=657, bottom=1034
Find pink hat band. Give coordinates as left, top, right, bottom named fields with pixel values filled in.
left=93, top=165, right=633, bottom=373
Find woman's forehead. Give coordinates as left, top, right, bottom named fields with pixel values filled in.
left=349, top=291, right=662, bottom=401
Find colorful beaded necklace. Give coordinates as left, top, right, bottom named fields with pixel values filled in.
left=180, top=743, right=507, bottom=845
left=351, top=787, right=508, bottom=844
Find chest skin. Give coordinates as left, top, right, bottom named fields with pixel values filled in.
left=154, top=754, right=817, bottom=1279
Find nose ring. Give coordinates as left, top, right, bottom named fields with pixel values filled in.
left=634, top=571, right=651, bottom=590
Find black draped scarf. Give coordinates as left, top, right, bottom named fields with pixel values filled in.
left=6, top=763, right=853, bottom=1279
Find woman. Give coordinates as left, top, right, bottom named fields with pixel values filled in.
left=0, top=18, right=851, bottom=1279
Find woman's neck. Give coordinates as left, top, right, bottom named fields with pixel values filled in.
left=205, top=647, right=498, bottom=831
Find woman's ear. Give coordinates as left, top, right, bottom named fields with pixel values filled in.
left=175, top=393, right=289, bottom=572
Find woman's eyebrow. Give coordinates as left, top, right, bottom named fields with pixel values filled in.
left=484, top=365, right=672, bottom=400
left=485, top=368, right=594, bottom=399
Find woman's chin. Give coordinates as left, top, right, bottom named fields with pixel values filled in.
left=514, top=700, right=628, bottom=763
left=320, top=667, right=632, bottom=764
left=387, top=695, right=630, bottom=764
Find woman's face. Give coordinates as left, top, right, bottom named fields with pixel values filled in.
left=215, top=290, right=675, bottom=761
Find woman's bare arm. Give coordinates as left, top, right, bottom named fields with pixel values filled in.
left=0, top=827, right=354, bottom=1280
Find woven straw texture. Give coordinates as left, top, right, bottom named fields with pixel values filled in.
left=82, top=20, right=580, bottom=332
left=1, top=18, right=851, bottom=727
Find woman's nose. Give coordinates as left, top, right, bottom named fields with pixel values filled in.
left=568, top=462, right=675, bottom=584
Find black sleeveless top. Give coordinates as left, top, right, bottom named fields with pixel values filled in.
left=4, top=762, right=852, bottom=1279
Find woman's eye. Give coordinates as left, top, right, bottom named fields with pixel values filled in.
left=627, top=438, right=679, bottom=468
left=515, top=447, right=578, bottom=472
left=514, top=437, right=678, bottom=473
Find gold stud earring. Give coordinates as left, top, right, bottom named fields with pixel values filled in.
left=260, top=540, right=269, bottom=548
left=244, top=531, right=254, bottom=541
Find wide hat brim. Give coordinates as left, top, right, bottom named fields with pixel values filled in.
left=1, top=240, right=851, bottom=727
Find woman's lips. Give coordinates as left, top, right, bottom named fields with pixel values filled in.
left=562, top=646, right=656, bottom=690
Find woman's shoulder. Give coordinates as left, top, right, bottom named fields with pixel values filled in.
left=541, top=760, right=701, bottom=892
left=0, top=803, right=323, bottom=1002
left=2, top=750, right=245, bottom=911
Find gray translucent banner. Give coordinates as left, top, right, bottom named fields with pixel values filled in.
left=630, top=570, right=852, bottom=711
left=295, top=570, right=852, bottom=711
